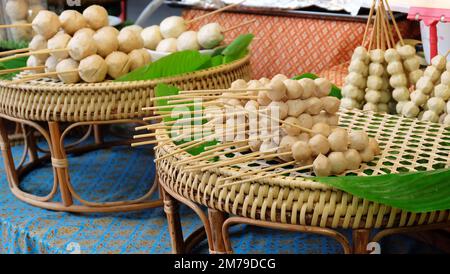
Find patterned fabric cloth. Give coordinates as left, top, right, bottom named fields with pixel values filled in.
left=0, top=140, right=442, bottom=254
left=183, top=10, right=420, bottom=84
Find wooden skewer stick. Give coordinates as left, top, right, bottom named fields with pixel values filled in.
left=167, top=95, right=257, bottom=104
left=10, top=69, right=79, bottom=84
left=0, top=23, right=32, bottom=29
left=177, top=145, right=251, bottom=167
left=0, top=48, right=68, bottom=63
left=0, top=65, right=46, bottom=75
left=178, top=87, right=270, bottom=95
left=184, top=151, right=262, bottom=172
left=186, top=0, right=246, bottom=24
left=384, top=0, right=404, bottom=46
left=362, top=0, right=376, bottom=47
left=0, top=47, right=30, bottom=57
left=379, top=0, right=391, bottom=49
left=222, top=19, right=256, bottom=33
left=142, top=100, right=221, bottom=111
left=216, top=164, right=313, bottom=189
left=382, top=1, right=396, bottom=47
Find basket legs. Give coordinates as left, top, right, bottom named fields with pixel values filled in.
left=208, top=209, right=228, bottom=254
left=352, top=229, right=371, bottom=254
left=162, top=186, right=185, bottom=254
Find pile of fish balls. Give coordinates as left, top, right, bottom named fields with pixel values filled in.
left=4, top=0, right=46, bottom=41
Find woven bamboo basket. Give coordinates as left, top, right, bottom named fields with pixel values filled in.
left=155, top=109, right=450, bottom=229
left=0, top=55, right=251, bottom=122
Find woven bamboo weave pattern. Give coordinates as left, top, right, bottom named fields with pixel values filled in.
left=0, top=56, right=251, bottom=122
left=155, top=109, right=450, bottom=229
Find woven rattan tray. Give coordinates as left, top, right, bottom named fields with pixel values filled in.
left=0, top=55, right=251, bottom=122
left=155, top=109, right=450, bottom=229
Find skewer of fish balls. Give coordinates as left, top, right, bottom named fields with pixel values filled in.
left=342, top=46, right=369, bottom=109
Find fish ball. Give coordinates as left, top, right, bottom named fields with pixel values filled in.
left=160, top=16, right=186, bottom=39
left=177, top=31, right=200, bottom=51
left=48, top=33, right=71, bottom=60
left=349, top=59, right=368, bottom=76
left=416, top=76, right=434, bottom=94
left=409, top=69, right=423, bottom=85
left=308, top=134, right=330, bottom=156
left=282, top=117, right=302, bottom=136
left=141, top=26, right=162, bottom=50
left=29, top=34, right=48, bottom=61
left=352, top=46, right=370, bottom=64
left=312, top=122, right=331, bottom=137
left=360, top=146, right=375, bottom=162
left=314, top=78, right=332, bottom=97
left=260, top=140, right=278, bottom=154
left=298, top=78, right=316, bottom=99
left=78, top=54, right=108, bottom=83
left=268, top=79, right=287, bottom=101
left=249, top=139, right=262, bottom=152
left=156, top=38, right=178, bottom=52
left=231, top=79, right=247, bottom=90
left=260, top=77, right=271, bottom=85
left=28, top=4, right=44, bottom=22
left=122, top=25, right=143, bottom=36
left=268, top=101, right=288, bottom=120
left=401, top=101, right=420, bottom=117
left=298, top=113, right=313, bottom=129
left=398, top=45, right=416, bottom=59
left=441, top=71, right=450, bottom=85
left=379, top=91, right=391, bottom=104
left=349, top=131, right=369, bottom=151
left=342, top=85, right=364, bottom=100
left=284, top=79, right=303, bottom=99
left=328, top=114, right=339, bottom=126
left=278, top=135, right=299, bottom=162
left=328, top=129, right=348, bottom=152
left=345, top=149, right=362, bottom=170
left=427, top=97, right=446, bottom=114
left=410, top=90, right=428, bottom=106
left=56, top=58, right=80, bottom=84
left=389, top=74, right=408, bottom=88
left=363, top=102, right=378, bottom=112
left=10, top=20, right=32, bottom=41
left=370, top=49, right=384, bottom=63
left=386, top=61, right=404, bottom=75
left=434, top=84, right=450, bottom=101
left=378, top=103, right=389, bottom=113
left=313, top=154, right=332, bottom=177
left=5, top=0, right=28, bottom=21
left=74, top=28, right=95, bottom=38
left=244, top=100, right=259, bottom=112
left=128, top=49, right=151, bottom=71
left=340, top=97, right=360, bottom=109
left=118, top=29, right=144, bottom=53
left=93, top=27, right=119, bottom=57
left=328, top=152, right=348, bottom=174
left=369, top=62, right=385, bottom=76
left=44, top=56, right=59, bottom=75
left=424, top=66, right=441, bottom=82
left=198, top=22, right=224, bottom=49
left=246, top=80, right=262, bottom=96
left=59, top=10, right=87, bottom=35
left=444, top=114, right=450, bottom=125
left=421, top=110, right=439, bottom=123
left=431, top=54, right=447, bottom=70
left=105, top=51, right=130, bottom=79
left=321, top=96, right=340, bottom=114
left=82, top=5, right=109, bottom=30
left=257, top=91, right=271, bottom=106
left=392, top=87, right=410, bottom=102
left=26, top=55, right=44, bottom=73
left=367, top=75, right=383, bottom=90
left=287, top=99, right=306, bottom=117
left=369, top=138, right=381, bottom=155
left=272, top=74, right=288, bottom=82
left=68, top=33, right=97, bottom=61
left=32, top=10, right=61, bottom=39
left=312, top=112, right=328, bottom=124
left=345, top=72, right=366, bottom=89
left=396, top=101, right=407, bottom=114
left=305, top=97, right=323, bottom=115
left=384, top=48, right=401, bottom=63
left=291, top=141, right=312, bottom=163
left=403, top=56, right=420, bottom=72
left=365, top=90, right=381, bottom=104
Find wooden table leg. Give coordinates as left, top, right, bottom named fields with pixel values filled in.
left=24, top=125, right=38, bottom=163
left=352, top=229, right=371, bottom=254
left=208, top=209, right=228, bottom=254
left=0, top=117, right=18, bottom=185
left=93, top=125, right=103, bottom=145
left=48, top=122, right=73, bottom=207
left=162, top=187, right=185, bottom=254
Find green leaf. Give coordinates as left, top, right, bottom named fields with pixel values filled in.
left=0, top=40, right=28, bottom=51
left=115, top=50, right=212, bottom=82
left=0, top=56, right=28, bottom=80
left=222, top=34, right=254, bottom=57
left=293, top=73, right=342, bottom=99
left=313, top=168, right=450, bottom=213
left=224, top=49, right=249, bottom=64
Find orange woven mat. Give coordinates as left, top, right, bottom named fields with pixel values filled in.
left=183, top=9, right=419, bottom=85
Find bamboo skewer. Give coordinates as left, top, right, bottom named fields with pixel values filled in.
left=177, top=145, right=252, bottom=167
left=0, top=48, right=68, bottom=63
left=0, top=66, right=46, bottom=75
left=0, top=23, right=32, bottom=29
left=10, top=69, right=79, bottom=84
left=178, top=87, right=270, bottom=95
left=362, top=0, right=376, bottom=47
left=186, top=0, right=247, bottom=24
left=0, top=47, right=30, bottom=57
left=384, top=0, right=404, bottom=46
left=379, top=0, right=391, bottom=49
left=142, top=100, right=221, bottom=111
left=222, top=19, right=256, bottom=33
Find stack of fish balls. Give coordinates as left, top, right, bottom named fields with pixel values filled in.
left=363, top=49, right=391, bottom=113
left=385, top=48, right=410, bottom=113
left=397, top=44, right=423, bottom=86
left=342, top=46, right=369, bottom=110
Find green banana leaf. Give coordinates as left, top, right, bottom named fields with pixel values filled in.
left=293, top=73, right=342, bottom=99
left=0, top=57, right=28, bottom=80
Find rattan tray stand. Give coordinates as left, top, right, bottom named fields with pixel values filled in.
left=0, top=56, right=251, bottom=213
left=155, top=109, right=450, bottom=254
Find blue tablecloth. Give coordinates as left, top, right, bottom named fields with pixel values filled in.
left=0, top=141, right=442, bottom=254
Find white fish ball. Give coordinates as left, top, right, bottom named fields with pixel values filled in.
left=328, top=152, right=348, bottom=174
left=305, top=97, right=323, bottom=115
left=309, top=135, right=330, bottom=156
left=45, top=56, right=59, bottom=75
left=48, top=33, right=71, bottom=60
left=56, top=58, right=80, bottom=84
left=386, top=61, right=404, bottom=75
left=5, top=0, right=28, bottom=20
left=367, top=75, right=383, bottom=90
left=78, top=54, right=108, bottom=83
left=231, top=79, right=247, bottom=90
left=160, top=16, right=186, bottom=39
left=298, top=113, right=313, bottom=129
left=345, top=149, right=362, bottom=170
left=349, top=59, right=368, bottom=76
left=26, top=55, right=44, bottom=73
left=431, top=54, right=447, bottom=70
left=312, top=122, right=331, bottom=137
left=313, top=154, right=332, bottom=177
left=396, top=101, right=407, bottom=114
left=369, top=62, right=385, bottom=76
left=403, top=56, right=420, bottom=72
left=314, top=78, right=332, bottom=97
left=427, top=97, right=446, bottom=114
left=384, top=48, right=401, bottom=63
left=416, top=76, right=434, bottom=94
left=128, top=48, right=151, bottom=71
left=267, top=79, right=287, bottom=101
left=312, top=112, right=328, bottom=124
left=409, top=69, right=423, bottom=85
left=441, top=71, right=450, bottom=86
left=328, top=129, right=348, bottom=152
left=68, top=33, right=98, bottom=61
left=268, top=101, right=288, bottom=120
left=32, top=10, right=61, bottom=39
left=398, top=45, right=416, bottom=59
left=352, top=46, right=370, bottom=64
left=249, top=139, right=262, bottom=152
left=197, top=22, right=224, bottom=49
left=370, top=49, right=384, bottom=63
left=282, top=117, right=302, bottom=136
left=424, top=66, right=441, bottom=82
left=278, top=135, right=299, bottom=162
left=389, top=74, right=407, bottom=88
left=272, top=74, right=288, bottom=82
left=141, top=26, right=162, bottom=50
left=156, top=38, right=177, bottom=53
left=321, top=96, right=340, bottom=114
left=246, top=80, right=262, bottom=96
left=410, top=90, right=428, bottom=106
left=82, top=5, right=109, bottom=30
left=284, top=79, right=303, bottom=99
left=105, top=51, right=130, bottom=79
left=363, top=102, right=378, bottom=112
left=392, top=87, right=410, bottom=102
left=260, top=140, right=278, bottom=154
left=257, top=90, right=271, bottom=106
left=360, top=146, right=375, bottom=162
left=342, top=85, right=364, bottom=100
left=368, top=138, right=381, bottom=155
left=176, top=31, right=200, bottom=51
left=365, top=90, right=381, bottom=104
left=298, top=78, right=316, bottom=99
left=93, top=27, right=119, bottom=57
left=434, top=84, right=450, bottom=101
left=74, top=28, right=95, bottom=38
left=60, top=10, right=87, bottom=35
left=292, top=141, right=312, bottom=163
left=349, top=131, right=369, bottom=151
left=345, top=72, right=366, bottom=89
left=401, top=101, right=420, bottom=118
left=421, top=110, right=439, bottom=123
left=122, top=25, right=143, bottom=36
left=29, top=35, right=48, bottom=61
left=340, top=97, right=360, bottom=109
left=328, top=114, right=339, bottom=126
left=287, top=99, right=306, bottom=117
left=118, top=29, right=144, bottom=53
